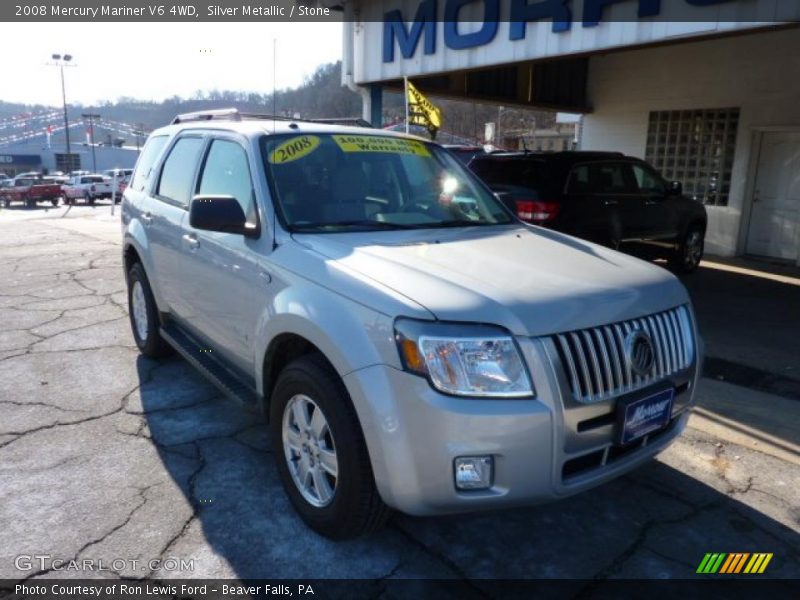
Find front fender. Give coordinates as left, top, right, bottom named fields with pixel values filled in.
left=254, top=280, right=401, bottom=397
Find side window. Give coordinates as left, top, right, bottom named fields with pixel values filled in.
left=591, top=163, right=636, bottom=194
left=632, top=164, right=666, bottom=194
left=197, top=139, right=255, bottom=221
left=567, top=165, right=591, bottom=194
left=157, top=137, right=204, bottom=206
left=130, top=135, right=168, bottom=192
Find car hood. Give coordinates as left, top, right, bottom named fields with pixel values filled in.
left=292, top=225, right=690, bottom=337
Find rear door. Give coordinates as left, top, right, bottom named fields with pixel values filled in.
left=563, top=161, right=643, bottom=245
left=144, top=134, right=205, bottom=316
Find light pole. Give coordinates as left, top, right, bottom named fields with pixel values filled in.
left=82, top=112, right=100, bottom=173
left=50, top=53, right=74, bottom=171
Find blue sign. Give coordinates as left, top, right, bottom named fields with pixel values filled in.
left=0, top=154, right=41, bottom=166
left=383, top=0, right=734, bottom=62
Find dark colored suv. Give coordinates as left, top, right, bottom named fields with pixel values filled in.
left=469, top=152, right=708, bottom=272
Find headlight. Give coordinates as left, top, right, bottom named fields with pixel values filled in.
left=394, top=318, right=534, bottom=398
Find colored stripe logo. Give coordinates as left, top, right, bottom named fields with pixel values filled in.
left=697, top=553, right=773, bottom=574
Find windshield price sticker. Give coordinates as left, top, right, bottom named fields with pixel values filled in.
left=333, top=135, right=431, bottom=157
left=269, top=135, right=321, bottom=164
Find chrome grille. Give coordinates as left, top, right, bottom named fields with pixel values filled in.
left=554, top=306, right=694, bottom=403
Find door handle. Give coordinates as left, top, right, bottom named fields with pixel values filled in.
left=182, top=233, right=199, bottom=250
left=141, top=211, right=153, bottom=225
left=753, top=190, right=761, bottom=203
left=259, top=271, right=272, bottom=284
left=603, top=200, right=619, bottom=206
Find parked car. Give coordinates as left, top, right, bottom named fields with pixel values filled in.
left=0, top=175, right=63, bottom=208
left=468, top=152, right=708, bottom=272
left=103, top=168, right=134, bottom=200
left=123, top=111, right=702, bottom=539
left=63, top=174, right=113, bottom=205
left=0, top=179, right=13, bottom=198
left=14, top=171, right=42, bottom=179
left=103, top=168, right=134, bottom=181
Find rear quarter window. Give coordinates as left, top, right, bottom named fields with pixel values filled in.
left=471, top=159, right=555, bottom=193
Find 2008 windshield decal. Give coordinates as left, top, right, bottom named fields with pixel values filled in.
left=269, top=136, right=321, bottom=164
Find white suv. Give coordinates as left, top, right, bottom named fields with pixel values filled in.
left=122, top=109, right=702, bottom=539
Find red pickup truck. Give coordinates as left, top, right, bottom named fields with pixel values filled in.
left=0, top=176, right=64, bottom=208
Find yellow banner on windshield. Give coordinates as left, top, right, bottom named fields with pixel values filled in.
left=332, top=135, right=430, bottom=157
left=268, top=135, right=320, bottom=164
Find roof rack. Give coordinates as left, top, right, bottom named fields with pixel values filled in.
left=171, top=108, right=241, bottom=124
left=171, top=108, right=372, bottom=128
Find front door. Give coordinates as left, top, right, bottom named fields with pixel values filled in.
left=746, top=131, right=800, bottom=261
left=179, top=136, right=270, bottom=375
left=631, top=162, right=679, bottom=241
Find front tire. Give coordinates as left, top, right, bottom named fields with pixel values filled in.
left=670, top=224, right=705, bottom=273
left=270, top=354, right=389, bottom=539
left=127, top=262, right=173, bottom=358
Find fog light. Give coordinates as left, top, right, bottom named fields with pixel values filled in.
left=454, top=456, right=493, bottom=490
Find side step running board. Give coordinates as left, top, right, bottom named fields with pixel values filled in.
left=160, top=323, right=261, bottom=409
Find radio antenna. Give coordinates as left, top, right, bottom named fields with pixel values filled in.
left=271, top=36, right=278, bottom=249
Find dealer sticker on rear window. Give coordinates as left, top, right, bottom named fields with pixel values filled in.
left=332, top=135, right=430, bottom=157
left=268, top=135, right=321, bottom=164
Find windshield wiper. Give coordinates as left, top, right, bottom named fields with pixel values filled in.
left=416, top=219, right=503, bottom=229
left=290, top=220, right=414, bottom=231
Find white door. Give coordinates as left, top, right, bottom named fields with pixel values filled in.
left=746, top=131, right=800, bottom=261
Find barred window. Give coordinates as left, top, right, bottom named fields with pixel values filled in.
left=645, top=108, right=739, bottom=206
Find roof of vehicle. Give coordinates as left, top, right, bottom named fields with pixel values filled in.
left=151, top=108, right=429, bottom=142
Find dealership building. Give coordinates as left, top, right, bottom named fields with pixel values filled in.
left=342, top=1, right=800, bottom=263
left=0, top=142, right=138, bottom=178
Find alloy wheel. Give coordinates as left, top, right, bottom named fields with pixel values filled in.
left=131, top=280, right=149, bottom=342
left=282, top=393, right=339, bottom=507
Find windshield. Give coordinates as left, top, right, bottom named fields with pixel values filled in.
left=261, top=133, right=513, bottom=231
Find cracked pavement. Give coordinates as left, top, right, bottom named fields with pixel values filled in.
left=0, top=205, right=798, bottom=582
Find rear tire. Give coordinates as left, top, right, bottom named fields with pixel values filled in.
left=270, top=354, right=390, bottom=539
left=127, top=262, right=173, bottom=358
left=670, top=224, right=705, bottom=273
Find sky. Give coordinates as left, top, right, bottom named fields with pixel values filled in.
left=0, top=23, right=343, bottom=106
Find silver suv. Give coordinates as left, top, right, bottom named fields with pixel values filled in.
left=122, top=110, right=702, bottom=539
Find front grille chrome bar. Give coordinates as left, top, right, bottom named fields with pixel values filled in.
left=554, top=305, right=694, bottom=403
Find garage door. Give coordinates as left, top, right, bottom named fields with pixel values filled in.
left=746, top=131, right=800, bottom=261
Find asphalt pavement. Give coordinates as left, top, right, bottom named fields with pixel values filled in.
left=0, top=203, right=798, bottom=582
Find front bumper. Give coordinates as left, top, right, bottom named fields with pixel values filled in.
left=343, top=334, right=701, bottom=517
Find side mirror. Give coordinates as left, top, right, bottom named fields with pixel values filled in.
left=668, top=181, right=683, bottom=196
left=189, top=195, right=258, bottom=237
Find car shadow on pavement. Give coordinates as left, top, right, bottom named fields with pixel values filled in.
left=137, top=355, right=800, bottom=580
